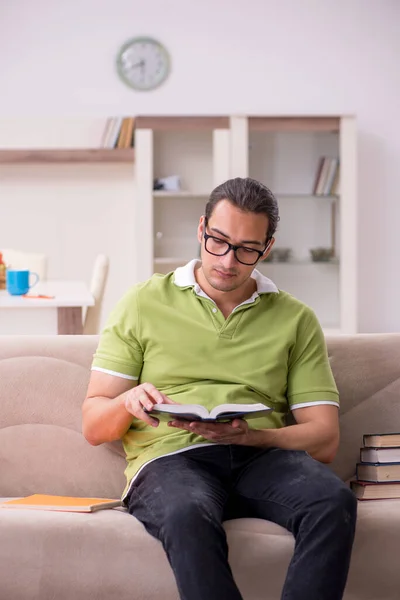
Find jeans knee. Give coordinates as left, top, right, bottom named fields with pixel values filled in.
left=164, top=496, right=220, bottom=531
left=160, top=496, right=224, bottom=552
left=327, top=484, right=357, bottom=528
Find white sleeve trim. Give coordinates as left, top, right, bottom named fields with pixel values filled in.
left=91, top=366, right=138, bottom=381
left=290, top=400, right=339, bottom=411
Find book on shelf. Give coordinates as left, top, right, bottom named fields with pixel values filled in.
left=117, top=117, right=135, bottom=149
left=125, top=117, right=135, bottom=148
left=145, top=402, right=273, bottom=422
left=100, top=118, right=115, bottom=147
left=116, top=118, right=128, bottom=149
left=100, top=117, right=135, bottom=149
left=0, top=494, right=122, bottom=513
left=350, top=481, right=400, bottom=501
left=312, top=157, right=324, bottom=195
left=363, top=432, right=400, bottom=448
left=101, top=117, right=121, bottom=148
left=313, top=157, right=340, bottom=196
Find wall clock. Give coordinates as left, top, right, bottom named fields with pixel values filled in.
left=116, top=37, right=171, bottom=91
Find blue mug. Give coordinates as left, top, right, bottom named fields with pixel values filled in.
left=6, top=270, right=40, bottom=295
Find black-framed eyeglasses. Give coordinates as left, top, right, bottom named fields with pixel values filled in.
left=203, top=220, right=270, bottom=266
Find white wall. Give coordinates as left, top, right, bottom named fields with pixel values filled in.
left=0, top=0, right=399, bottom=331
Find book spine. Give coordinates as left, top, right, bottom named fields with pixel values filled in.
left=316, top=158, right=329, bottom=196
left=117, top=118, right=129, bottom=149
left=330, top=162, right=340, bottom=195
left=100, top=118, right=113, bottom=148
left=312, top=157, right=324, bottom=195
left=109, top=117, right=123, bottom=148
left=324, top=158, right=338, bottom=195
left=124, top=117, right=135, bottom=149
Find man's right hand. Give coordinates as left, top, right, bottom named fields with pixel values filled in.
left=123, top=383, right=177, bottom=427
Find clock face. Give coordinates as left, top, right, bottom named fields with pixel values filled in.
left=116, top=37, right=171, bottom=91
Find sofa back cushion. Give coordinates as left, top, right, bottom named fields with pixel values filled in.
left=327, top=333, right=400, bottom=481
left=1, top=333, right=400, bottom=496
left=0, top=336, right=126, bottom=498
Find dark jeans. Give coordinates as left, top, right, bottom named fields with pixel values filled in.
left=126, top=445, right=357, bottom=600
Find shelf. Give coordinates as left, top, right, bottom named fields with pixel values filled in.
left=0, top=148, right=135, bottom=164
left=153, top=190, right=209, bottom=198
left=153, top=191, right=339, bottom=200
left=260, top=259, right=339, bottom=266
left=248, top=116, right=340, bottom=133
left=136, top=116, right=229, bottom=131
left=274, top=193, right=339, bottom=200
left=135, top=114, right=356, bottom=333
left=154, top=257, right=192, bottom=265
left=154, top=258, right=339, bottom=267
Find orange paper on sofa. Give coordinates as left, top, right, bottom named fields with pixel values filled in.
left=0, top=494, right=122, bottom=512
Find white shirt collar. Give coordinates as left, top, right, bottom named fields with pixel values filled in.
left=173, top=259, right=279, bottom=295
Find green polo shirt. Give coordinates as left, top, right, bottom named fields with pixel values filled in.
left=92, top=260, right=339, bottom=498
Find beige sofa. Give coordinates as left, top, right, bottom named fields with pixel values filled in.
left=1, top=334, right=400, bottom=600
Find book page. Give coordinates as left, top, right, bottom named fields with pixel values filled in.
left=150, top=404, right=209, bottom=420
left=210, top=403, right=272, bottom=419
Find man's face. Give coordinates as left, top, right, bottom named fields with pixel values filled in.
left=197, top=200, right=274, bottom=293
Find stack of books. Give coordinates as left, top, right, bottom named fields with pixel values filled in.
left=351, top=433, right=400, bottom=500
left=100, top=117, right=135, bottom=149
left=312, top=157, right=340, bottom=196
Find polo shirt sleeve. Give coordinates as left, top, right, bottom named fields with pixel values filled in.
left=287, top=309, right=339, bottom=410
left=91, top=286, right=143, bottom=381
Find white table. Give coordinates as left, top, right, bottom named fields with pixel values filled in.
left=0, top=281, right=94, bottom=335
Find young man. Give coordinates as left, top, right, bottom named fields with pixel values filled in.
left=82, top=177, right=357, bottom=600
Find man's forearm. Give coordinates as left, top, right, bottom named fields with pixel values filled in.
left=82, top=395, right=133, bottom=445
left=249, top=422, right=339, bottom=463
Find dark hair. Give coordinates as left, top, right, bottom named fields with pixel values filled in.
left=205, top=177, right=280, bottom=242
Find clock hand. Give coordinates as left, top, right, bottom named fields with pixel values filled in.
left=140, top=60, right=146, bottom=81
left=128, top=59, right=145, bottom=70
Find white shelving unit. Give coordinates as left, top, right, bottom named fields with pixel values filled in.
left=229, top=116, right=357, bottom=334
left=134, top=117, right=230, bottom=281
left=134, top=115, right=357, bottom=334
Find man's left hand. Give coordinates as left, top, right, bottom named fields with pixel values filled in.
left=168, top=418, right=254, bottom=445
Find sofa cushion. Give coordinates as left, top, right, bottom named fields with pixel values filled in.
left=3, top=334, right=400, bottom=497
left=0, top=339, right=127, bottom=498
left=0, top=424, right=125, bottom=497
left=328, top=334, right=400, bottom=482
left=0, top=499, right=399, bottom=600
left=0, top=505, right=293, bottom=600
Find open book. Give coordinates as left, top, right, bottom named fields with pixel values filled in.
left=0, top=494, right=122, bottom=513
left=146, top=402, right=273, bottom=422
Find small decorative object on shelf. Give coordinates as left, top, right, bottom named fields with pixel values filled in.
left=262, top=251, right=273, bottom=262
left=262, top=248, right=292, bottom=263
left=153, top=175, right=181, bottom=191
left=310, top=247, right=334, bottom=262
left=0, top=252, right=6, bottom=290
left=274, top=248, right=292, bottom=262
